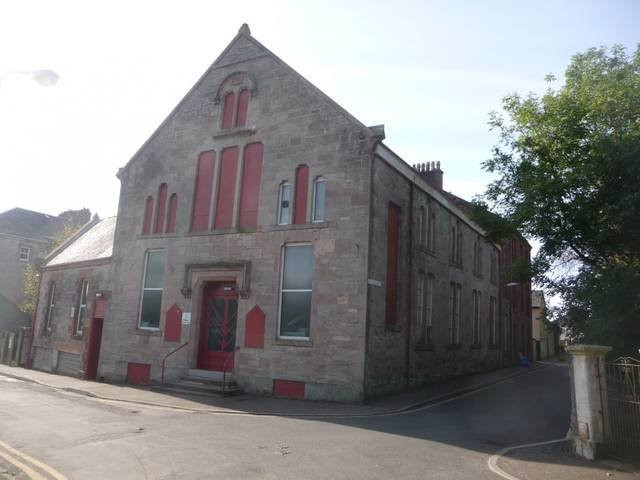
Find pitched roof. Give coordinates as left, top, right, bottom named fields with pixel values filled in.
left=47, top=217, right=116, bottom=267
left=0, top=208, right=67, bottom=240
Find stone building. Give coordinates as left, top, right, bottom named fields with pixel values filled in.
left=31, top=25, right=530, bottom=401
left=531, top=290, right=559, bottom=360
left=31, top=217, right=115, bottom=377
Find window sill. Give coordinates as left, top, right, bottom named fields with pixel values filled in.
left=446, top=343, right=462, bottom=351
left=134, top=328, right=162, bottom=337
left=137, top=233, right=179, bottom=240
left=273, top=338, right=313, bottom=347
left=71, top=333, right=84, bottom=340
left=470, top=343, right=482, bottom=350
left=268, top=222, right=329, bottom=232
left=449, top=261, right=463, bottom=269
left=211, top=126, right=256, bottom=140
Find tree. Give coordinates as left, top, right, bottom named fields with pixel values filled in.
left=475, top=45, right=640, bottom=356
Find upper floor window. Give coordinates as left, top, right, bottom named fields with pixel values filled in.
left=18, top=246, right=30, bottom=262
left=426, top=201, right=435, bottom=251
left=472, top=289, right=482, bottom=345
left=217, top=72, right=255, bottom=130
left=278, top=244, right=314, bottom=339
left=278, top=182, right=292, bottom=225
left=45, top=282, right=56, bottom=331
left=490, top=252, right=498, bottom=285
left=418, top=206, right=426, bottom=247
left=417, top=272, right=434, bottom=345
left=473, top=235, right=483, bottom=277
left=143, top=196, right=154, bottom=235
left=138, top=250, right=165, bottom=330
left=449, top=282, right=461, bottom=344
left=450, top=220, right=462, bottom=266
left=75, top=279, right=89, bottom=335
left=312, top=178, right=326, bottom=223
left=489, top=296, right=497, bottom=345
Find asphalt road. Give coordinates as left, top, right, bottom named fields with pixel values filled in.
left=0, top=365, right=570, bottom=479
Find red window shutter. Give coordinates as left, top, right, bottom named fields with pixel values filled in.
left=191, top=150, right=216, bottom=231
left=214, top=147, right=239, bottom=230
left=143, top=196, right=154, bottom=235
left=235, top=89, right=250, bottom=127
left=385, top=203, right=400, bottom=327
left=273, top=379, right=305, bottom=399
left=127, top=363, right=151, bottom=385
left=293, top=164, right=309, bottom=224
left=238, top=143, right=263, bottom=228
left=222, top=92, right=235, bottom=129
left=153, top=183, right=168, bottom=234
left=166, top=193, right=178, bottom=233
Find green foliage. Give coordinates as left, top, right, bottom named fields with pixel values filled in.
left=18, top=263, right=39, bottom=314
left=478, top=45, right=640, bottom=356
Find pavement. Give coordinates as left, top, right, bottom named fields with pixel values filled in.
left=1, top=356, right=636, bottom=479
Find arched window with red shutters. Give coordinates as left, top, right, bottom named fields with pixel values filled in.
left=222, top=92, right=236, bottom=129
left=216, top=72, right=255, bottom=131
left=235, top=89, right=250, bottom=127
left=293, top=165, right=309, bottom=224
left=153, top=183, right=168, bottom=234
left=142, top=196, right=154, bottom=235
left=166, top=193, right=178, bottom=234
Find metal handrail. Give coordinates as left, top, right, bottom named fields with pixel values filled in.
left=161, top=341, right=189, bottom=385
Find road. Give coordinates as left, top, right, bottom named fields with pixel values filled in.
left=0, top=365, right=570, bottom=479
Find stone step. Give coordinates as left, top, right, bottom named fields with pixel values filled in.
left=187, top=369, right=231, bottom=382
left=153, top=384, right=242, bottom=398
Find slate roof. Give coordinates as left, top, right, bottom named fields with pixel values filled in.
left=47, top=217, right=116, bottom=267
left=0, top=208, right=67, bottom=240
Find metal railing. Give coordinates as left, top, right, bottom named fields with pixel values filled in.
left=161, top=341, right=189, bottom=385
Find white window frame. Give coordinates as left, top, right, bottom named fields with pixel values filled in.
left=277, top=182, right=292, bottom=226
left=312, top=177, right=326, bottom=223
left=18, top=246, right=30, bottom=262
left=74, top=279, right=89, bottom=335
left=277, top=243, right=314, bottom=340
left=137, top=249, right=165, bottom=330
left=45, top=282, right=56, bottom=331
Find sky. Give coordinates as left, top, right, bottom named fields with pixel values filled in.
left=0, top=0, right=638, bottom=220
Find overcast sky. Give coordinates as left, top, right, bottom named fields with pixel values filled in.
left=0, top=0, right=638, bottom=219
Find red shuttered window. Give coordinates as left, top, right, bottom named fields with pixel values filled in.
left=153, top=183, right=168, bottom=234
left=191, top=151, right=216, bottom=231
left=238, top=143, right=263, bottom=229
left=293, top=165, right=309, bottom=224
left=222, top=92, right=236, bottom=129
left=235, top=89, right=250, bottom=127
left=143, top=196, right=154, bottom=235
left=386, top=202, right=400, bottom=328
left=166, top=194, right=178, bottom=234
left=214, top=147, right=239, bottom=230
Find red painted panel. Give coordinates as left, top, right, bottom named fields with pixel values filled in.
left=235, top=89, right=250, bottom=127
left=385, top=202, right=400, bottom=327
left=127, top=363, right=151, bottom=385
left=222, top=92, right=235, bottom=129
left=166, top=193, right=178, bottom=233
left=153, top=183, right=168, bottom=234
left=93, top=298, right=107, bottom=319
left=191, top=150, right=216, bottom=231
left=238, top=143, right=263, bottom=229
left=214, top=147, right=239, bottom=230
left=164, top=304, right=182, bottom=342
left=143, top=196, right=154, bottom=235
left=244, top=305, right=265, bottom=349
left=84, top=317, right=103, bottom=380
left=273, top=379, right=305, bottom=399
left=293, top=165, right=309, bottom=224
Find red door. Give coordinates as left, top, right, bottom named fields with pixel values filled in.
left=197, top=283, right=238, bottom=371
left=84, top=298, right=106, bottom=380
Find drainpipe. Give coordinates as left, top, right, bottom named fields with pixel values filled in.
left=405, top=177, right=414, bottom=391
left=26, top=265, right=44, bottom=369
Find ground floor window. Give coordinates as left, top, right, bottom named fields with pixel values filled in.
left=138, top=250, right=165, bottom=329
left=278, top=244, right=314, bottom=338
left=449, top=282, right=461, bottom=344
left=75, top=279, right=89, bottom=335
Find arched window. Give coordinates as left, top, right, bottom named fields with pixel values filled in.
left=222, top=92, right=236, bottom=129
left=312, top=177, right=326, bottom=223
left=217, top=72, right=255, bottom=130
left=143, top=196, right=154, bottom=235
left=166, top=193, right=178, bottom=234
left=236, top=89, right=250, bottom=127
left=154, top=183, right=168, bottom=234
left=293, top=165, right=309, bottom=224
left=278, top=182, right=292, bottom=225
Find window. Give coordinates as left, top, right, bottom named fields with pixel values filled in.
left=235, top=89, right=250, bottom=127
left=278, top=244, right=314, bottom=338
left=418, top=206, right=426, bottom=247
left=142, top=196, right=154, bottom=235
left=293, top=165, right=309, bottom=224
left=45, top=282, right=56, bottom=331
left=490, top=252, right=497, bottom=285
left=138, top=250, right=165, bottom=329
left=18, top=246, right=30, bottom=262
left=386, top=203, right=400, bottom=328
left=75, top=279, right=89, bottom=335
left=238, top=142, right=264, bottom=229
left=425, top=274, right=433, bottom=344
left=489, top=296, right=497, bottom=345
left=278, top=183, right=292, bottom=225
left=449, top=282, right=461, bottom=344
left=312, top=178, right=326, bottom=223
left=213, top=147, right=239, bottom=230
left=417, top=272, right=434, bottom=345
left=450, top=221, right=462, bottom=265
left=221, top=88, right=249, bottom=129
left=426, top=201, right=435, bottom=251
left=473, top=236, right=483, bottom=276
left=472, top=289, right=482, bottom=345
left=191, top=150, right=216, bottom=231
left=153, top=183, right=168, bottom=234
left=166, top=194, right=178, bottom=234
left=416, top=272, right=424, bottom=337
left=222, top=92, right=236, bottom=129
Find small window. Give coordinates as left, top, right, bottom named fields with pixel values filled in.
left=449, top=282, right=461, bottom=344
left=75, top=279, right=89, bottom=335
left=472, top=289, right=482, bottom=345
left=45, top=282, right=56, bottom=331
left=18, top=246, right=30, bottom=262
left=278, top=183, right=292, bottom=225
left=138, top=250, right=165, bottom=329
left=426, top=201, right=435, bottom=251
left=278, top=244, right=314, bottom=338
left=418, top=206, right=426, bottom=247
left=312, top=178, right=326, bottom=223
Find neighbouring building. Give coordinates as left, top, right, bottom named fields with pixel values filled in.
left=531, top=290, right=559, bottom=360
left=31, top=217, right=115, bottom=377
left=31, top=25, right=531, bottom=402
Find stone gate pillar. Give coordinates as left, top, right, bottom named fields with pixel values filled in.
left=567, top=344, right=611, bottom=460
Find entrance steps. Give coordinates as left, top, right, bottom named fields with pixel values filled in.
left=154, top=369, right=241, bottom=397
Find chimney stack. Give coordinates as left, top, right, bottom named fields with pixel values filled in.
left=412, top=161, right=443, bottom=190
